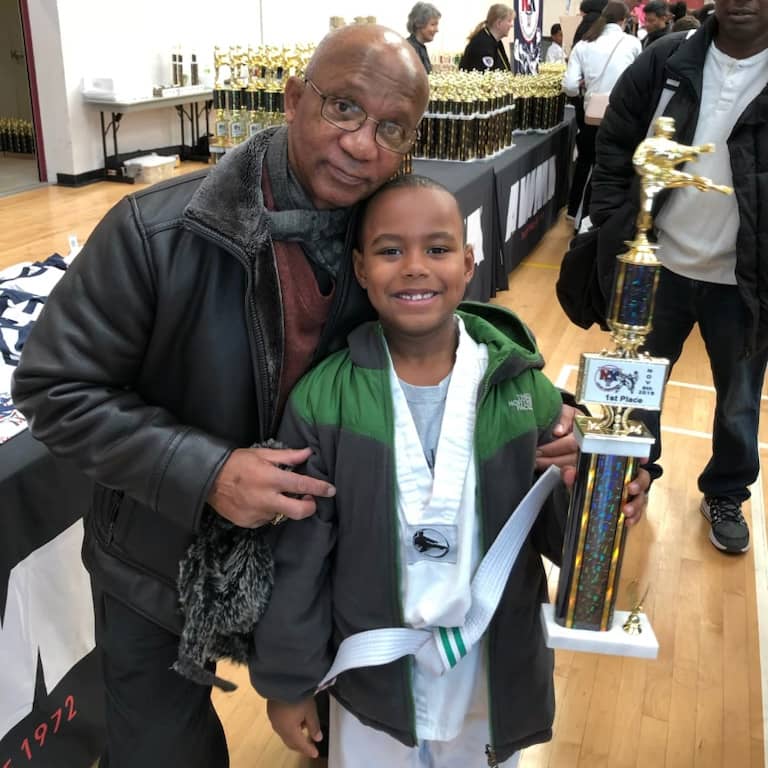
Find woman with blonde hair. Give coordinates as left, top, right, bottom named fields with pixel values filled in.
left=459, top=4, right=515, bottom=71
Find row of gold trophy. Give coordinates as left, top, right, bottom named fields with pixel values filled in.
left=0, top=118, right=34, bottom=155
left=207, top=48, right=566, bottom=161
left=210, top=44, right=314, bottom=154
left=329, top=16, right=377, bottom=29
left=413, top=70, right=566, bottom=162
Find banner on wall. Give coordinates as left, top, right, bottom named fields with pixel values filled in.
left=513, top=0, right=543, bottom=74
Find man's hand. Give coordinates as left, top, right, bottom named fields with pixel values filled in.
left=536, top=404, right=579, bottom=470
left=267, top=698, right=323, bottom=758
left=561, top=464, right=651, bottom=528
left=207, top=447, right=335, bottom=528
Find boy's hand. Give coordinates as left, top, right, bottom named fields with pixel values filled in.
left=561, top=464, right=651, bottom=528
left=536, top=404, right=579, bottom=469
left=208, top=447, right=336, bottom=528
left=621, top=467, right=650, bottom=527
left=267, top=697, right=323, bottom=758
left=538, top=404, right=650, bottom=528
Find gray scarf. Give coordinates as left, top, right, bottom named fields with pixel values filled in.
left=264, top=126, right=351, bottom=278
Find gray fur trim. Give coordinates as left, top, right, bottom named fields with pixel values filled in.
left=184, top=128, right=278, bottom=259
left=174, top=440, right=289, bottom=690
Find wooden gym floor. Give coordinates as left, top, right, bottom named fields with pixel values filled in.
left=2, top=164, right=765, bottom=767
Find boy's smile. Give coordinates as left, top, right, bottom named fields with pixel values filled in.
left=393, top=289, right=439, bottom=302
left=353, top=184, right=474, bottom=345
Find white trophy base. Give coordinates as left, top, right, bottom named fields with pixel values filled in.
left=540, top=603, right=659, bottom=659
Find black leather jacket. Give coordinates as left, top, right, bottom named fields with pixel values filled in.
left=12, top=129, right=374, bottom=633
left=590, top=19, right=768, bottom=357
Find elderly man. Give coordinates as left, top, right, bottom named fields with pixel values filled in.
left=591, top=0, right=768, bottom=554
left=13, top=22, right=646, bottom=768
left=12, top=24, right=429, bottom=768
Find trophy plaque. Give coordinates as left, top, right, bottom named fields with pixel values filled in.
left=541, top=117, right=733, bottom=658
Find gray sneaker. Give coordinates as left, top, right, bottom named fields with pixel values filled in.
left=700, top=496, right=750, bottom=554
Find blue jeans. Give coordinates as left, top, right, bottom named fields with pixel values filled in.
left=637, top=268, right=768, bottom=502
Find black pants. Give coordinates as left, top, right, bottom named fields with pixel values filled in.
left=567, top=123, right=597, bottom=220
left=638, top=269, right=768, bottom=500
left=94, top=589, right=229, bottom=768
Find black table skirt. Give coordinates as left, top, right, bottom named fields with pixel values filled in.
left=1, top=431, right=103, bottom=767
left=413, top=108, right=576, bottom=302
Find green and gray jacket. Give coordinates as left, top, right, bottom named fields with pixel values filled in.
left=250, top=302, right=569, bottom=762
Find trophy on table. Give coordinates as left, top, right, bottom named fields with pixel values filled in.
left=541, top=116, right=733, bottom=658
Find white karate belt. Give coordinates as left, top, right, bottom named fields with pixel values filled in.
left=316, top=465, right=562, bottom=692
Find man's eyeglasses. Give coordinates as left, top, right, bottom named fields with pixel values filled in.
left=304, top=78, right=418, bottom=155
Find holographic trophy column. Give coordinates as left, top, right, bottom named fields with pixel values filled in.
left=541, top=117, right=732, bottom=658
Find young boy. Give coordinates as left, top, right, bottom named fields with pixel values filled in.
left=546, top=23, right=566, bottom=63
left=250, top=175, right=570, bottom=766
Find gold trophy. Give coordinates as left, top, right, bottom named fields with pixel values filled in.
left=541, top=116, right=732, bottom=658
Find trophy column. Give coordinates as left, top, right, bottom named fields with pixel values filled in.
left=550, top=233, right=666, bottom=656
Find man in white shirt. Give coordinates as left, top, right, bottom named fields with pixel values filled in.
left=590, top=0, right=768, bottom=554
left=545, top=23, right=566, bottom=63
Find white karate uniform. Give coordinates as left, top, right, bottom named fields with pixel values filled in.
left=329, top=676, right=521, bottom=768
left=327, top=319, right=520, bottom=767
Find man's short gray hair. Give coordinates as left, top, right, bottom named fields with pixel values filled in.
left=407, top=2, right=442, bottom=34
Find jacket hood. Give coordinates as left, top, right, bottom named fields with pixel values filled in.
left=346, top=301, right=545, bottom=381
left=457, top=301, right=543, bottom=363
left=663, top=16, right=716, bottom=92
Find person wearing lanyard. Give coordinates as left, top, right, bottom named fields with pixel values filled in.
left=459, top=4, right=515, bottom=72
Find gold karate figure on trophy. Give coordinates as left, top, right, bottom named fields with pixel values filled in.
left=541, top=116, right=732, bottom=658
left=633, top=116, right=733, bottom=241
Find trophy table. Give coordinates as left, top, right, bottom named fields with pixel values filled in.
left=541, top=116, right=733, bottom=658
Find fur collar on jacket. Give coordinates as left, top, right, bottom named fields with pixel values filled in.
left=184, top=126, right=350, bottom=277
left=184, top=127, right=277, bottom=260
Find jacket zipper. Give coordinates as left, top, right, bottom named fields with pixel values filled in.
left=106, top=490, right=124, bottom=545
left=246, top=271, right=274, bottom=437
left=184, top=219, right=272, bottom=438
left=477, top=370, right=497, bottom=768
left=477, top=351, right=529, bottom=765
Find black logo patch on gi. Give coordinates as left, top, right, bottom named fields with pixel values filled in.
left=413, top=528, right=450, bottom=557
left=405, top=523, right=458, bottom=564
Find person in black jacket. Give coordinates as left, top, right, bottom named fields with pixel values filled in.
left=590, top=1, right=768, bottom=554
left=642, top=0, right=672, bottom=47
left=459, top=4, right=515, bottom=71
left=406, top=2, right=442, bottom=73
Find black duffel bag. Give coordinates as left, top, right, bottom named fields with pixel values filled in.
left=556, top=227, right=610, bottom=331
